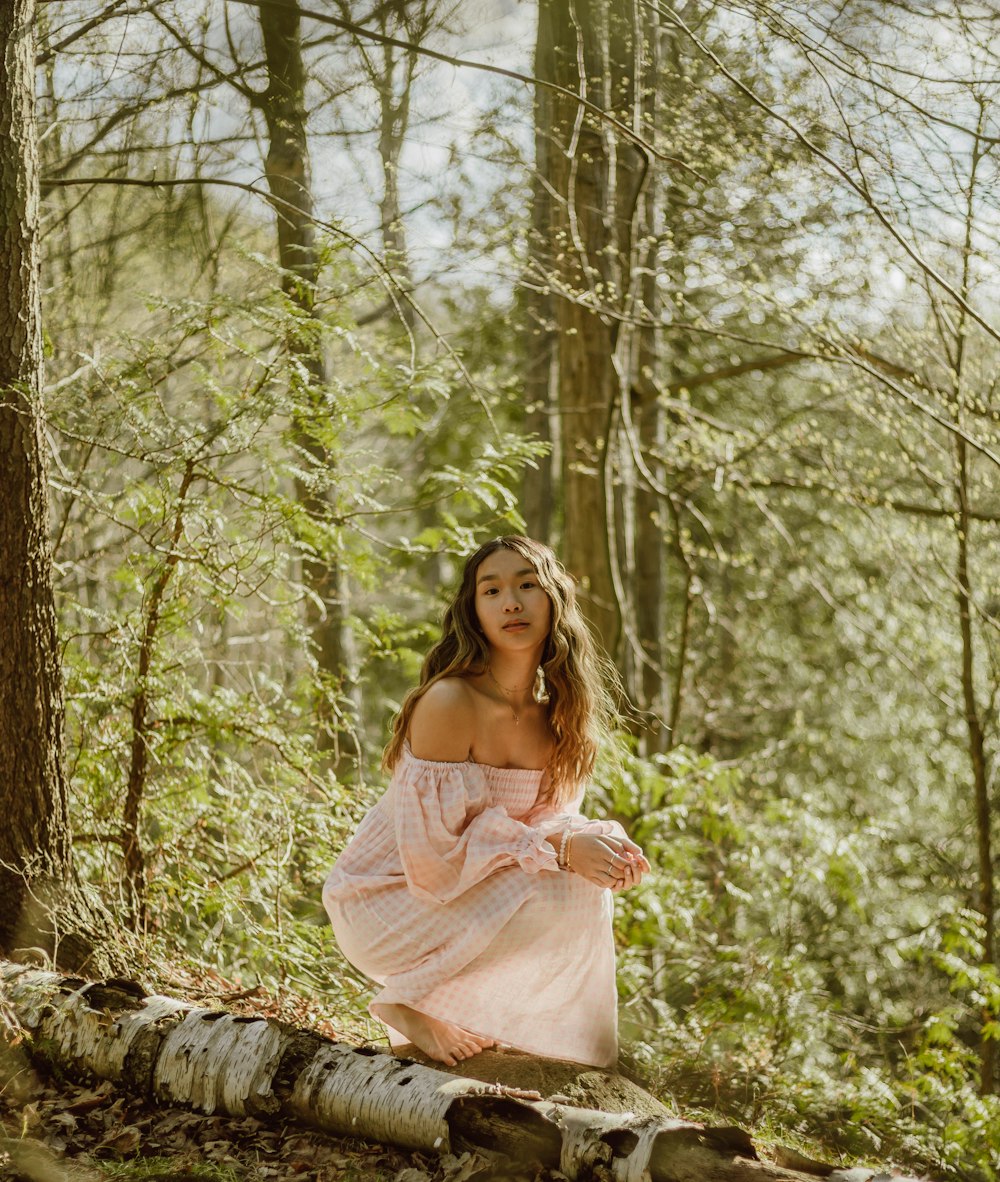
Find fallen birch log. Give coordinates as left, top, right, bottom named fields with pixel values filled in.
left=0, top=961, right=897, bottom=1182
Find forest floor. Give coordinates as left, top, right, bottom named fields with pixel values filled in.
left=0, top=1068, right=562, bottom=1182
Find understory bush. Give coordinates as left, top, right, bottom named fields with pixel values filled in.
left=599, top=743, right=1000, bottom=1181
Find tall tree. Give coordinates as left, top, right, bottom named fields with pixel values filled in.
left=522, top=6, right=559, bottom=547
left=256, top=0, right=357, bottom=752
left=333, top=0, right=439, bottom=331
left=532, top=0, right=653, bottom=669
left=0, top=0, right=118, bottom=974
left=936, top=96, right=995, bottom=1094
left=618, top=6, right=663, bottom=739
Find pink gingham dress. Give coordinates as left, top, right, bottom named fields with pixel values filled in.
left=322, top=743, right=626, bottom=1067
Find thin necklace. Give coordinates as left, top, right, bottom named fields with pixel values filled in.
left=487, top=667, right=532, bottom=725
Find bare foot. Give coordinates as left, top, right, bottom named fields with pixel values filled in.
left=379, top=1003, right=494, bottom=1067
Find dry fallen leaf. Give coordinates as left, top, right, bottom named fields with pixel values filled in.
left=97, top=1124, right=142, bottom=1155
left=439, top=1150, right=499, bottom=1181
left=63, top=1087, right=114, bottom=1116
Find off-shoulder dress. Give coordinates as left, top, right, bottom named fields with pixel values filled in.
left=322, top=743, right=627, bottom=1067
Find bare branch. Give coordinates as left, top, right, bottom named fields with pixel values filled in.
left=227, top=0, right=701, bottom=177
left=41, top=172, right=500, bottom=433
left=647, top=0, right=1000, bottom=348
left=39, top=0, right=146, bottom=64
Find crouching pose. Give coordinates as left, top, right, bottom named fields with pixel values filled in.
left=323, top=536, right=648, bottom=1068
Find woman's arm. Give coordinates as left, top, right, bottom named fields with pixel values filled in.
left=531, top=807, right=650, bottom=890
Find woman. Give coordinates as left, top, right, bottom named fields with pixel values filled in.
left=323, top=536, right=649, bottom=1068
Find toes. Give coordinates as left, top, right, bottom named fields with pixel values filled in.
left=424, top=1021, right=494, bottom=1066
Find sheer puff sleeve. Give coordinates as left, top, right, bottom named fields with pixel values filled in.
left=392, top=747, right=559, bottom=904
left=519, top=796, right=628, bottom=842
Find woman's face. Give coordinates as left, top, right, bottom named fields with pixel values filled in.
left=472, top=547, right=552, bottom=654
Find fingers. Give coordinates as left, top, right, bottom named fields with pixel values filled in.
left=600, top=844, right=647, bottom=888
left=617, top=863, right=638, bottom=890
left=577, top=833, right=650, bottom=890
left=600, top=860, right=634, bottom=891
left=601, top=835, right=651, bottom=879
left=617, top=836, right=649, bottom=866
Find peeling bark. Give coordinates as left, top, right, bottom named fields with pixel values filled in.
left=1, top=961, right=883, bottom=1182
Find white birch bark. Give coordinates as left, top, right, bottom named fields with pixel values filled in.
left=0, top=962, right=911, bottom=1182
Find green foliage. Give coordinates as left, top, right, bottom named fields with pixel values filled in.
left=101, top=1160, right=245, bottom=1181
left=47, top=240, right=536, bottom=1020
left=598, top=740, right=999, bottom=1180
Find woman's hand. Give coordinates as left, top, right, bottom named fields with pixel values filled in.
left=567, top=831, right=650, bottom=891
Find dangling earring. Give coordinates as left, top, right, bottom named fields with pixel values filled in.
left=533, top=665, right=550, bottom=704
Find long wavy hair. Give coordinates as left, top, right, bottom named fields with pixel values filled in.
left=383, top=536, right=619, bottom=805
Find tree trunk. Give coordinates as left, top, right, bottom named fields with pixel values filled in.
left=949, top=114, right=995, bottom=1095
left=0, top=0, right=70, bottom=955
left=360, top=3, right=452, bottom=591
left=955, top=432, right=996, bottom=1095
left=620, top=6, right=663, bottom=741
left=373, top=14, right=417, bottom=332
left=666, top=502, right=693, bottom=749
left=522, top=17, right=559, bottom=544
left=534, top=0, right=651, bottom=662
left=121, top=461, right=196, bottom=924
left=257, top=1, right=357, bottom=754
left=2, top=959, right=857, bottom=1182
left=631, top=370, right=666, bottom=746
left=0, top=0, right=122, bottom=976
left=535, top=0, right=617, bottom=652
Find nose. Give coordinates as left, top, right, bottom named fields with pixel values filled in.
left=501, top=590, right=523, bottom=612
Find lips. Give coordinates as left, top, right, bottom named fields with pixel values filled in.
left=503, top=621, right=529, bottom=631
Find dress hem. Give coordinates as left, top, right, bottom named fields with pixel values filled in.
left=370, top=996, right=616, bottom=1070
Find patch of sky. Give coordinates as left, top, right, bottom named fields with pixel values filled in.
left=301, top=0, right=537, bottom=293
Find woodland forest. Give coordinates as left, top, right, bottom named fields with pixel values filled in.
left=2, top=0, right=1000, bottom=1178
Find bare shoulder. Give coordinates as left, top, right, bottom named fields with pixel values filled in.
left=408, top=677, right=476, bottom=762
